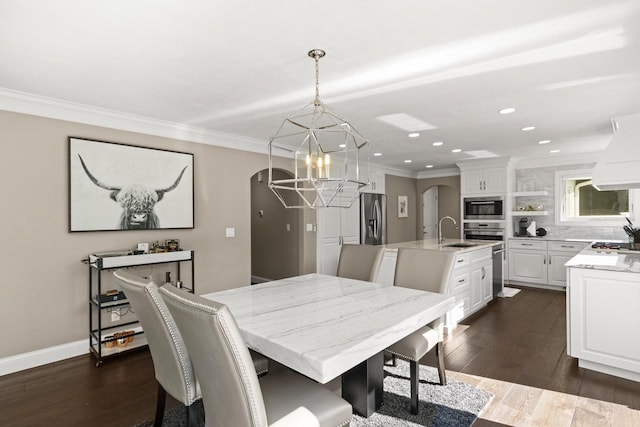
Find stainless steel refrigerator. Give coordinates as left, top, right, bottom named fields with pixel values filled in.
left=360, top=193, right=386, bottom=245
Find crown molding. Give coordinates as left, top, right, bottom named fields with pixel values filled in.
left=0, top=87, right=269, bottom=154
left=368, top=162, right=417, bottom=178
left=512, top=152, right=601, bottom=169
left=416, top=167, right=460, bottom=179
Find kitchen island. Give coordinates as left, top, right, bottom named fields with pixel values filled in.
left=379, top=239, right=502, bottom=331
left=566, top=246, right=640, bottom=382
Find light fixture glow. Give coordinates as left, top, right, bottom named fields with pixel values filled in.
left=408, top=132, right=420, bottom=138
left=404, top=160, right=412, bottom=163
left=338, top=144, right=346, bottom=148
left=452, top=148, right=462, bottom=153
left=521, top=126, right=536, bottom=131
left=426, top=165, right=434, bottom=168
left=373, top=152, right=382, bottom=156
left=538, top=140, right=551, bottom=144
left=498, top=107, right=516, bottom=114
left=432, top=141, right=443, bottom=146
left=550, top=149, right=560, bottom=153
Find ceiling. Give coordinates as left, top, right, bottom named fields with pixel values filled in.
left=2, top=1, right=640, bottom=174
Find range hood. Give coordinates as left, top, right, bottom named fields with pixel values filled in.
left=592, top=112, right=640, bottom=190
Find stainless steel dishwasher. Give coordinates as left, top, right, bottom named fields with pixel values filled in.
left=492, top=242, right=505, bottom=297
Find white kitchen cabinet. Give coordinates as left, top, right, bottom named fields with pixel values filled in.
left=445, top=247, right=492, bottom=331
left=508, top=239, right=587, bottom=289
left=316, top=199, right=360, bottom=275
left=365, top=170, right=385, bottom=194
left=567, top=267, right=640, bottom=382
left=461, top=167, right=507, bottom=195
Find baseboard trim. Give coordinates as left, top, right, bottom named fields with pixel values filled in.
left=251, top=275, right=272, bottom=284
left=0, top=339, right=88, bottom=377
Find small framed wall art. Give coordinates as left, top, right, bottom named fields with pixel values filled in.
left=69, top=137, right=194, bottom=232
left=398, top=195, right=408, bottom=218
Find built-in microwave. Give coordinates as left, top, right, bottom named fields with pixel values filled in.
left=463, top=196, right=504, bottom=220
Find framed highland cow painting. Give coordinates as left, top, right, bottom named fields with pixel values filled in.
left=69, top=137, right=194, bottom=232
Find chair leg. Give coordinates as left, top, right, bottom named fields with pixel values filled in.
left=410, top=360, right=419, bottom=415
left=153, top=381, right=167, bottom=427
left=436, top=341, right=447, bottom=386
left=186, top=404, right=199, bottom=427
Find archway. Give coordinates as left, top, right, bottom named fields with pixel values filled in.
left=250, top=168, right=302, bottom=282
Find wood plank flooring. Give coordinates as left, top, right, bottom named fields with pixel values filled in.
left=1, top=286, right=638, bottom=426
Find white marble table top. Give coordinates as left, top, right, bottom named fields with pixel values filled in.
left=202, top=273, right=455, bottom=383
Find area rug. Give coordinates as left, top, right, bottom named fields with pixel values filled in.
left=134, top=360, right=492, bottom=427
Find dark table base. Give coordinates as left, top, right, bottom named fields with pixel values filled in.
left=341, top=351, right=384, bottom=417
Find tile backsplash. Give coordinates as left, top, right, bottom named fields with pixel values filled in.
left=514, top=163, right=628, bottom=241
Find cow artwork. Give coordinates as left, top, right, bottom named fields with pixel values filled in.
left=77, top=154, right=189, bottom=229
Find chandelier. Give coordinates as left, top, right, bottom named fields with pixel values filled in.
left=268, top=49, right=369, bottom=209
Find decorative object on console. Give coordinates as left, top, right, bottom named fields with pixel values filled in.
left=267, top=49, right=369, bottom=209
left=165, top=239, right=180, bottom=251
left=69, top=137, right=194, bottom=232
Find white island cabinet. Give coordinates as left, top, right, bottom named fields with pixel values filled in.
left=380, top=239, right=499, bottom=332
left=566, top=249, right=640, bottom=382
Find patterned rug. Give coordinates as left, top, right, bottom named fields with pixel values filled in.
left=135, top=359, right=492, bottom=426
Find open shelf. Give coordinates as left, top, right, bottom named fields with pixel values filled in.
left=512, top=190, right=549, bottom=197
left=512, top=211, right=549, bottom=216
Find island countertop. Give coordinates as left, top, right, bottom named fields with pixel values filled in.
left=565, top=247, right=640, bottom=273
left=384, top=238, right=501, bottom=253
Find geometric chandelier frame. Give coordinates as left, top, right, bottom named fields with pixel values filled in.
left=268, top=49, right=370, bottom=209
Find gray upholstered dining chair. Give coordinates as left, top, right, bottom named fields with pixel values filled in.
left=113, top=270, right=269, bottom=427
left=159, top=284, right=353, bottom=427
left=385, top=248, right=456, bottom=415
left=336, top=243, right=385, bottom=282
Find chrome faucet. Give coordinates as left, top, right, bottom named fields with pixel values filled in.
left=438, top=216, right=459, bottom=244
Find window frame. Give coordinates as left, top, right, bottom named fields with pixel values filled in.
left=555, top=168, right=635, bottom=226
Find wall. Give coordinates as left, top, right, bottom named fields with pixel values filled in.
left=250, top=169, right=300, bottom=281
left=416, top=175, right=461, bottom=239
left=515, top=163, right=627, bottom=240
left=0, top=110, right=303, bottom=359
left=385, top=174, right=418, bottom=243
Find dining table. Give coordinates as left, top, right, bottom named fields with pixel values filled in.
left=201, top=273, right=455, bottom=417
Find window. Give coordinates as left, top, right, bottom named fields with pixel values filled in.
left=556, top=169, right=633, bottom=226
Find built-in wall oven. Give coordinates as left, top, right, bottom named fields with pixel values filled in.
left=463, top=196, right=504, bottom=220
left=463, top=223, right=504, bottom=241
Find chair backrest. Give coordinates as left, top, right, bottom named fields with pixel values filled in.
left=336, top=244, right=385, bottom=282
left=393, top=248, right=456, bottom=294
left=112, top=270, right=198, bottom=406
left=159, top=285, right=268, bottom=427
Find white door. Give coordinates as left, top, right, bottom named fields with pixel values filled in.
left=423, top=187, right=438, bottom=239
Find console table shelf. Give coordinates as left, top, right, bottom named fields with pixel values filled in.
left=85, top=250, right=195, bottom=366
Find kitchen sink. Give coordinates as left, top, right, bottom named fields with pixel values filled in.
left=443, top=242, right=479, bottom=248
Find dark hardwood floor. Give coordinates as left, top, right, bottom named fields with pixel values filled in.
left=1, top=286, right=638, bottom=426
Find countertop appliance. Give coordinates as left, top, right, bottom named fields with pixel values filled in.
left=518, top=218, right=530, bottom=236
left=464, top=196, right=504, bottom=220
left=360, top=193, right=386, bottom=245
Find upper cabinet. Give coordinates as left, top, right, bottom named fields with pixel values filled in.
left=457, top=158, right=514, bottom=196
left=363, top=169, right=385, bottom=194
left=461, top=167, right=507, bottom=195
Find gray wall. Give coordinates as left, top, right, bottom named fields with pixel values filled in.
left=0, top=110, right=305, bottom=358
left=250, top=169, right=300, bottom=280
left=385, top=174, right=418, bottom=243
left=417, top=175, right=461, bottom=239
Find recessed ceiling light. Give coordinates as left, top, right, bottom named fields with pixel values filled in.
left=550, top=149, right=560, bottom=153
left=373, top=152, right=382, bottom=156
left=404, top=159, right=412, bottom=163
left=408, top=132, right=420, bottom=138
left=338, top=144, right=346, bottom=148
left=498, top=107, right=516, bottom=114
left=426, top=165, right=434, bottom=168
left=432, top=141, right=443, bottom=146
left=538, top=140, right=551, bottom=144
left=452, top=148, right=462, bottom=153
left=521, top=126, right=536, bottom=131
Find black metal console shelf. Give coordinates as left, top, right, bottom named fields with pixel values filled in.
left=85, top=250, right=195, bottom=366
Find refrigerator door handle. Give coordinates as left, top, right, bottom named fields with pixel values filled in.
left=373, top=198, right=381, bottom=240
